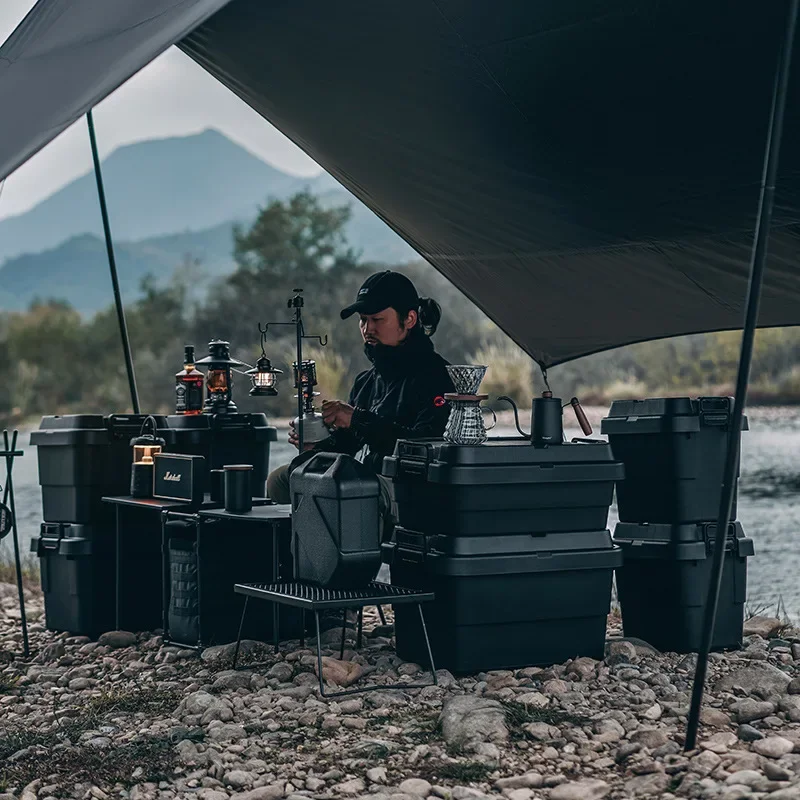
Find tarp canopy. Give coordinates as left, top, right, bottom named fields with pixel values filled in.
left=2, top=0, right=800, bottom=366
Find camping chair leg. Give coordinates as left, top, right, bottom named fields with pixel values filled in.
left=232, top=596, right=249, bottom=669
left=418, top=604, right=438, bottom=686
left=315, top=611, right=327, bottom=698
left=340, top=609, right=347, bottom=660
left=377, top=605, right=386, bottom=625
left=357, top=607, right=364, bottom=650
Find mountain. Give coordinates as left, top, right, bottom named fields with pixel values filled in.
left=0, top=129, right=417, bottom=312
left=0, top=129, right=325, bottom=265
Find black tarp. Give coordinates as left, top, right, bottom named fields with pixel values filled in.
left=2, top=0, right=800, bottom=365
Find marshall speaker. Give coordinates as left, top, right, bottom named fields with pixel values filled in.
left=154, top=453, right=205, bottom=505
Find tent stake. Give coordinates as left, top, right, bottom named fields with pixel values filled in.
left=87, top=110, right=140, bottom=414
left=684, top=0, right=799, bottom=752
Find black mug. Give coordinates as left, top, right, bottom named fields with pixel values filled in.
left=224, top=465, right=253, bottom=514
left=210, top=469, right=225, bottom=504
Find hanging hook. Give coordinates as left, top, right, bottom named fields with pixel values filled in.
left=540, top=364, right=552, bottom=394
left=303, top=334, right=328, bottom=347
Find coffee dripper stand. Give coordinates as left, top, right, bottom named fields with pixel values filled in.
left=498, top=391, right=595, bottom=446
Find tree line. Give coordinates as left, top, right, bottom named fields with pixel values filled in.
left=2, top=190, right=800, bottom=427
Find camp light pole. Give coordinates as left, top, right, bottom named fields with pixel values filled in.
left=87, top=111, right=140, bottom=414
left=685, top=0, right=799, bottom=752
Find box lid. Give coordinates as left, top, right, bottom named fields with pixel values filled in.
left=391, top=437, right=617, bottom=466
left=387, top=540, right=623, bottom=576
left=396, top=526, right=614, bottom=556
left=601, top=396, right=748, bottom=435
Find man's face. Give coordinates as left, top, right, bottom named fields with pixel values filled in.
left=359, top=307, right=417, bottom=347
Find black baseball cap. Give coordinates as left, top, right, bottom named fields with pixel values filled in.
left=340, top=270, right=419, bottom=320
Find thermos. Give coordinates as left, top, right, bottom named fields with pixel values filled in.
left=224, top=464, right=253, bottom=513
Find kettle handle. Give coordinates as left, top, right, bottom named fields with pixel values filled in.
left=497, top=396, right=530, bottom=438
left=570, top=398, right=593, bottom=436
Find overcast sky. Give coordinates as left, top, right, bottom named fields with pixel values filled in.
left=0, top=0, right=323, bottom=221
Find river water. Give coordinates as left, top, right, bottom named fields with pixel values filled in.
left=2, top=408, right=798, bottom=619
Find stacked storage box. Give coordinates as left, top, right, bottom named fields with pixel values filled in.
left=601, top=397, right=754, bottom=653
left=381, top=438, right=624, bottom=672
left=29, top=414, right=166, bottom=636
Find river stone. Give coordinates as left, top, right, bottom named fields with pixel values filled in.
left=734, top=699, right=776, bottom=723
left=213, top=670, right=253, bottom=692
left=743, top=616, right=784, bottom=639
left=765, top=789, right=800, bottom=800
left=97, top=630, right=137, bottom=649
left=549, top=779, right=610, bottom=800
left=439, top=696, right=509, bottom=751
left=751, top=736, right=795, bottom=758
left=268, top=663, right=293, bottom=682
left=630, top=728, right=669, bottom=749
left=763, top=761, right=792, bottom=782
left=623, top=773, right=670, bottom=797
left=231, top=787, right=285, bottom=800
left=714, top=663, right=791, bottom=694
left=397, top=779, right=431, bottom=796
left=700, top=707, right=733, bottom=728
left=224, top=771, right=255, bottom=789
left=737, top=724, right=765, bottom=742
left=201, top=640, right=267, bottom=665
left=495, top=773, right=543, bottom=791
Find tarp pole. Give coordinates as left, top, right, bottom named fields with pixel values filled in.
left=87, top=110, right=140, bottom=414
left=684, top=0, right=799, bottom=752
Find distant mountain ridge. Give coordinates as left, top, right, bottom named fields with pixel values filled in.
left=0, top=129, right=416, bottom=312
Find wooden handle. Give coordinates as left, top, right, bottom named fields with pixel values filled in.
left=571, top=398, right=592, bottom=436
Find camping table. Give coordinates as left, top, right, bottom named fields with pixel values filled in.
left=232, top=581, right=437, bottom=698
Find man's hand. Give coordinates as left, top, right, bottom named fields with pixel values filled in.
left=288, top=419, right=315, bottom=451
left=321, top=400, right=355, bottom=430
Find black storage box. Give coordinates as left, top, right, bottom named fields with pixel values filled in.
left=614, top=521, right=754, bottom=653
left=30, top=414, right=167, bottom=523
left=291, top=453, right=382, bottom=588
left=382, top=438, right=624, bottom=535
left=386, top=529, right=621, bottom=672
left=163, top=413, right=277, bottom=495
left=31, top=522, right=115, bottom=636
left=601, top=397, right=748, bottom=524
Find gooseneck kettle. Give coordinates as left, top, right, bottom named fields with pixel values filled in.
left=498, top=391, right=592, bottom=446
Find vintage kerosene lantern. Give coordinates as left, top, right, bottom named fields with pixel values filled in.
left=245, top=331, right=283, bottom=397
left=195, top=339, right=248, bottom=414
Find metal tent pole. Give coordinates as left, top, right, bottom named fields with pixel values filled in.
left=87, top=111, right=140, bottom=414
left=685, top=0, right=799, bottom=752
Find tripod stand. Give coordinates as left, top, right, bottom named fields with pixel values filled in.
left=1, top=430, right=29, bottom=657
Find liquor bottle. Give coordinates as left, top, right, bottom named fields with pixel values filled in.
left=175, top=345, right=204, bottom=415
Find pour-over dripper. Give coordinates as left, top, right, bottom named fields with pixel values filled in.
left=446, top=365, right=488, bottom=395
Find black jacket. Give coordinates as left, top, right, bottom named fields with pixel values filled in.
left=308, top=329, right=455, bottom=473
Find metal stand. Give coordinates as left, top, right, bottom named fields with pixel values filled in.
left=1, top=430, right=29, bottom=657
left=258, top=289, right=328, bottom=449
left=685, top=0, right=799, bottom=751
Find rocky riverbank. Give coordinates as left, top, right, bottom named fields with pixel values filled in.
left=2, top=585, right=800, bottom=800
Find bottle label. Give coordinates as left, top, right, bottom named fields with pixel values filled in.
left=186, top=379, right=203, bottom=412
left=176, top=383, right=187, bottom=412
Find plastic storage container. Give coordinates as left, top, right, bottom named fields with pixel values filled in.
left=382, top=438, right=624, bottom=535
left=291, top=453, right=382, bottom=588
left=163, top=413, right=277, bottom=495
left=600, top=397, right=748, bottom=524
left=30, top=522, right=115, bottom=636
left=386, top=529, right=621, bottom=672
left=30, top=414, right=168, bottom=523
left=614, top=521, right=754, bottom=652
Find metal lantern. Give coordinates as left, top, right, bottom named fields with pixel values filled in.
left=195, top=339, right=248, bottom=414
left=246, top=354, right=282, bottom=397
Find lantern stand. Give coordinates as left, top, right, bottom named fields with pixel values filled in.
left=256, top=289, right=328, bottom=450
left=0, top=430, right=29, bottom=658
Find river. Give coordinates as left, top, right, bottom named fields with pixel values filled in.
left=2, top=407, right=798, bottom=620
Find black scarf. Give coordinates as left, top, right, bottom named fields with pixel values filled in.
left=364, top=327, right=435, bottom=379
